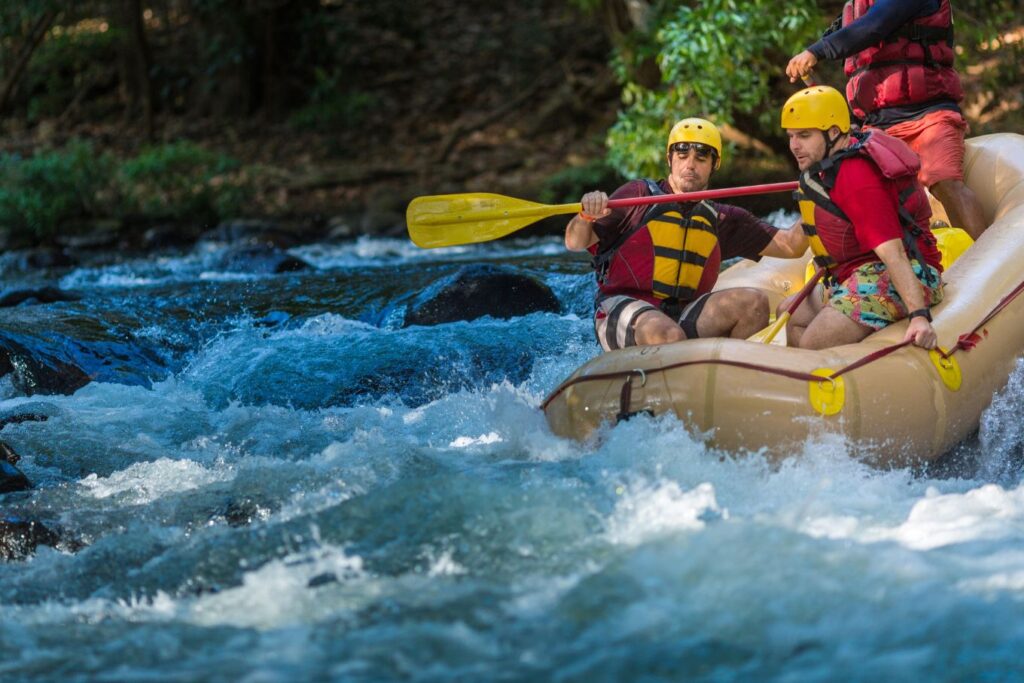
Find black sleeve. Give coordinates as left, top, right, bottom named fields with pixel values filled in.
left=716, top=204, right=778, bottom=261
left=809, top=0, right=937, bottom=61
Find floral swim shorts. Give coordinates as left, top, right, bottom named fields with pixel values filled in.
left=827, top=261, right=943, bottom=330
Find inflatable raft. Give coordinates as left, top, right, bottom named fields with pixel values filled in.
left=543, top=133, right=1024, bottom=467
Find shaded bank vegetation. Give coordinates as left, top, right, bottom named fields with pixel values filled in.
left=0, top=1, right=1022, bottom=248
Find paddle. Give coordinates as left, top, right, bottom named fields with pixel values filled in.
left=407, top=181, right=800, bottom=249
left=748, top=266, right=824, bottom=344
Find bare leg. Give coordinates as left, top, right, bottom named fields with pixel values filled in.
left=633, top=309, right=687, bottom=346
left=798, top=306, right=874, bottom=350
left=784, top=284, right=825, bottom=348
left=930, top=178, right=988, bottom=240
left=693, top=288, right=770, bottom=339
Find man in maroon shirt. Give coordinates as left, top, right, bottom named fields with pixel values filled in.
left=565, top=118, right=807, bottom=352
left=780, top=86, right=943, bottom=349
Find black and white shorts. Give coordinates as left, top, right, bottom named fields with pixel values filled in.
left=593, top=293, right=712, bottom=352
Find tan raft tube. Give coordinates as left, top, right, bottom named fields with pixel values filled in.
left=543, top=134, right=1024, bottom=467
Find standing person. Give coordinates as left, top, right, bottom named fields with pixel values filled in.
left=565, top=118, right=807, bottom=352
left=785, top=0, right=988, bottom=240
left=779, top=86, right=943, bottom=350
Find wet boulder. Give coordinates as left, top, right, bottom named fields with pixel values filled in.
left=213, top=245, right=312, bottom=274
left=16, top=249, right=77, bottom=271
left=1, top=441, right=33, bottom=495
left=404, top=264, right=560, bottom=327
left=0, top=518, right=61, bottom=561
left=141, top=223, right=203, bottom=251
left=0, top=334, right=93, bottom=396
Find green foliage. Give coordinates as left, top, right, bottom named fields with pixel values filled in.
left=0, top=141, right=113, bottom=241
left=607, top=0, right=819, bottom=178
left=117, top=142, right=250, bottom=220
left=0, top=140, right=253, bottom=245
left=22, top=22, right=119, bottom=122
left=601, top=0, right=1024, bottom=177
left=953, top=1, right=1024, bottom=115
left=538, top=160, right=625, bottom=204
left=566, top=0, right=602, bottom=12
left=288, top=69, right=378, bottom=131
left=0, top=0, right=60, bottom=41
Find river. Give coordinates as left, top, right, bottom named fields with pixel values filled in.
left=1, top=234, right=1022, bottom=681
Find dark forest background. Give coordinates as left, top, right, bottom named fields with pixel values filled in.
left=0, top=0, right=1021, bottom=249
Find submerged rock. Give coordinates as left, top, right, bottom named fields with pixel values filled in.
left=0, top=441, right=20, bottom=464
left=307, top=572, right=338, bottom=588
left=214, top=245, right=312, bottom=274
left=200, top=220, right=300, bottom=249
left=0, top=286, right=81, bottom=308
left=223, top=498, right=262, bottom=527
left=404, top=264, right=560, bottom=327
left=0, top=518, right=60, bottom=561
left=0, top=402, right=60, bottom=430
left=0, top=459, right=31, bottom=494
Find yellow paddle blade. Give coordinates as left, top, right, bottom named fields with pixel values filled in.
left=747, top=312, right=790, bottom=345
left=407, top=193, right=581, bottom=248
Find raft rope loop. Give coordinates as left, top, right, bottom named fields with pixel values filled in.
left=616, top=369, right=650, bottom=422
left=541, top=276, right=1024, bottom=412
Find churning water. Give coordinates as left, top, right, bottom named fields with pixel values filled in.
left=1, top=236, right=1023, bottom=681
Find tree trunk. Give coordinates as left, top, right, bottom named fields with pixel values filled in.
left=262, top=7, right=279, bottom=118
left=121, top=0, right=155, bottom=139
left=597, top=0, right=661, bottom=89
left=0, top=9, right=61, bottom=115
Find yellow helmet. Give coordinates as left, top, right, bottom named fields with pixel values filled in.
left=667, top=117, right=722, bottom=169
left=780, top=86, right=851, bottom=133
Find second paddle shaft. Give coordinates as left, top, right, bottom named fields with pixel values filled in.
left=605, top=181, right=799, bottom=210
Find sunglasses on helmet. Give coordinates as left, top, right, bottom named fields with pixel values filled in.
left=670, top=142, right=714, bottom=161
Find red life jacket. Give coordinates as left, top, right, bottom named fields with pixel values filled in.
left=843, top=0, right=962, bottom=119
left=797, top=130, right=939, bottom=284
left=590, top=180, right=722, bottom=314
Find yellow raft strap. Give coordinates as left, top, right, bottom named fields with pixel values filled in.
left=808, top=368, right=845, bottom=416
left=929, top=348, right=962, bottom=391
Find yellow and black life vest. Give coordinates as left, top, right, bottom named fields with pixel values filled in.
left=594, top=180, right=721, bottom=311
left=794, top=188, right=839, bottom=281
left=647, top=200, right=720, bottom=304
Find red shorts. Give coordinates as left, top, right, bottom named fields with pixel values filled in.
left=873, top=110, right=968, bottom=188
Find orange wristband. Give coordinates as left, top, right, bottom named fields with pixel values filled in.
left=579, top=211, right=601, bottom=222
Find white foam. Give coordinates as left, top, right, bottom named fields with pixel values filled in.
left=186, top=545, right=369, bottom=629
left=867, top=483, right=1024, bottom=550
left=449, top=432, right=503, bottom=448
left=79, top=458, right=233, bottom=504
left=607, top=481, right=725, bottom=545
left=427, top=549, right=468, bottom=577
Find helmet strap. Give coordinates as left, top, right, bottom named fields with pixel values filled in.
left=821, top=128, right=843, bottom=159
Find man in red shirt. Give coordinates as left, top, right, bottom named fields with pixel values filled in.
left=565, top=118, right=807, bottom=352
left=780, top=86, right=943, bottom=349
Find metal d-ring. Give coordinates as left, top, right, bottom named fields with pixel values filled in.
left=817, top=375, right=837, bottom=392
left=632, top=368, right=647, bottom=387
